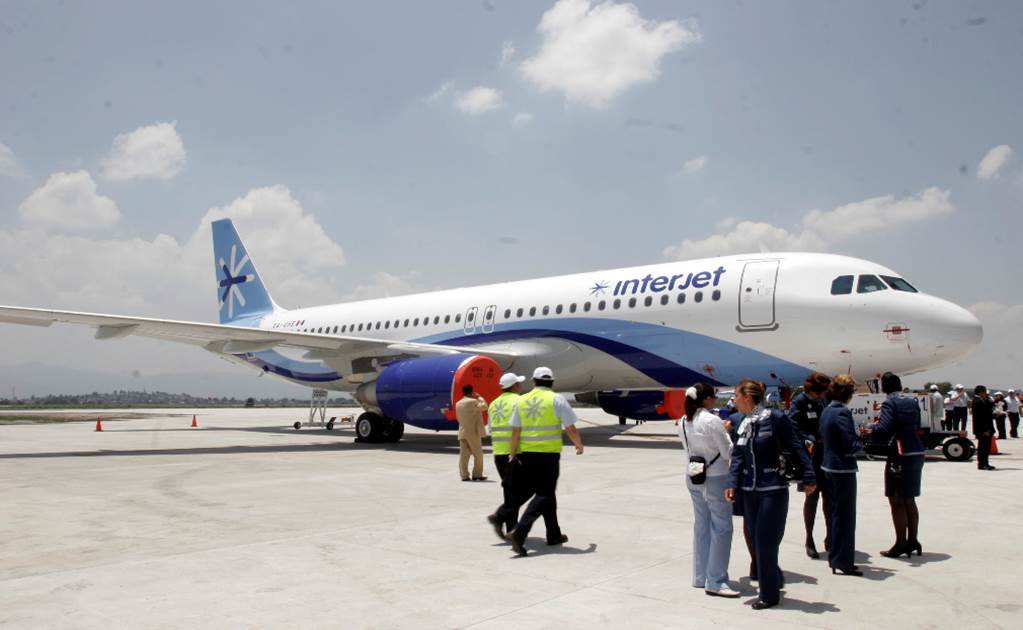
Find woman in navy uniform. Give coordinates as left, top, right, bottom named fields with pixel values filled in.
left=865, top=372, right=926, bottom=558
left=726, top=379, right=816, bottom=610
left=819, top=374, right=863, bottom=576
left=787, top=372, right=831, bottom=559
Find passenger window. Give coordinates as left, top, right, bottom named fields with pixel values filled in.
left=712, top=290, right=721, bottom=301
left=516, top=307, right=524, bottom=318
left=385, top=321, right=390, bottom=329
left=444, top=315, right=450, bottom=324
left=504, top=309, right=511, bottom=319
left=375, top=322, right=381, bottom=330
left=628, top=297, right=636, bottom=308
left=542, top=306, right=550, bottom=315
left=598, top=300, right=606, bottom=311
left=857, top=275, right=887, bottom=294
left=569, top=303, right=577, bottom=313
left=433, top=316, right=440, bottom=325
left=695, top=291, right=703, bottom=303
left=529, top=307, right=537, bottom=316
left=677, top=293, right=686, bottom=304
left=584, top=302, right=591, bottom=312
left=880, top=275, right=919, bottom=293
left=413, top=318, right=419, bottom=326
left=358, top=324, right=364, bottom=331
left=831, top=275, right=854, bottom=295
left=660, top=294, right=669, bottom=306
left=613, top=299, right=621, bottom=309
left=455, top=313, right=461, bottom=323
left=556, top=304, right=563, bottom=314
left=403, top=319, right=409, bottom=327
left=644, top=296, right=652, bottom=307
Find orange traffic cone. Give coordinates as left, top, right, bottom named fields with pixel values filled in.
left=95, top=416, right=103, bottom=432
left=991, top=435, right=999, bottom=455
left=191, top=414, right=198, bottom=428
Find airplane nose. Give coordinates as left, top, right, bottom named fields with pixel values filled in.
left=928, top=300, right=983, bottom=362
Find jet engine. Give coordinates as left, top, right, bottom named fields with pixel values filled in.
left=576, top=390, right=685, bottom=424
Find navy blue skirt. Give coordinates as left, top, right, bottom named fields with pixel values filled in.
left=884, top=455, right=923, bottom=497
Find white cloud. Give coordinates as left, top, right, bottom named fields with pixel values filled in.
left=511, top=112, right=534, bottom=126
left=342, top=271, right=423, bottom=302
left=501, top=41, right=516, bottom=65
left=427, top=81, right=453, bottom=103
left=680, top=155, right=708, bottom=174
left=18, top=170, right=121, bottom=231
left=0, top=141, right=24, bottom=178
left=454, top=87, right=504, bottom=115
left=977, top=144, right=1013, bottom=181
left=663, top=187, right=955, bottom=260
left=101, top=121, right=186, bottom=181
left=520, top=0, right=699, bottom=108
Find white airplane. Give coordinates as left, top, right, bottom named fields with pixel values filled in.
left=0, top=219, right=982, bottom=441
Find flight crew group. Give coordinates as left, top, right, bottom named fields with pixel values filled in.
left=683, top=371, right=925, bottom=610
left=456, top=367, right=928, bottom=609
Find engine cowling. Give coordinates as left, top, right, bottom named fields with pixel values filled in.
left=577, top=390, right=685, bottom=421
left=355, top=354, right=502, bottom=431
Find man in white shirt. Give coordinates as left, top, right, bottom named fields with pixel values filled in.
left=1006, top=389, right=1020, bottom=438
left=950, top=384, right=969, bottom=432
left=928, top=385, right=945, bottom=430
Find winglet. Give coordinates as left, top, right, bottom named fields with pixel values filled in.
left=212, top=219, right=277, bottom=324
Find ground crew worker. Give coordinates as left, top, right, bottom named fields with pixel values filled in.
left=928, top=385, right=944, bottom=430
left=951, top=384, right=969, bottom=431
left=454, top=384, right=488, bottom=481
left=503, top=366, right=584, bottom=556
left=486, top=372, right=526, bottom=537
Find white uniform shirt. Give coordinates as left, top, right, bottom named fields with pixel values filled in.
left=1007, top=395, right=1020, bottom=414
left=952, top=391, right=969, bottom=408
left=678, top=408, right=732, bottom=477
left=928, top=392, right=944, bottom=424
left=508, top=388, right=578, bottom=428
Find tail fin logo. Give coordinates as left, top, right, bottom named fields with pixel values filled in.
left=219, top=244, right=255, bottom=319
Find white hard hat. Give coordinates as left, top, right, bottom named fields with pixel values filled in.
left=955, top=384, right=964, bottom=389
left=499, top=372, right=526, bottom=389
left=533, top=366, right=554, bottom=380
left=929, top=384, right=939, bottom=391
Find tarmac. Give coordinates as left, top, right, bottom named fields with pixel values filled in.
left=1, top=407, right=1020, bottom=629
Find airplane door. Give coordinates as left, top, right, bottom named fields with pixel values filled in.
left=482, top=305, right=497, bottom=333
left=464, top=307, right=479, bottom=334
left=738, top=260, right=779, bottom=330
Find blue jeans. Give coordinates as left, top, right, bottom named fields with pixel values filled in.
left=688, top=474, right=733, bottom=590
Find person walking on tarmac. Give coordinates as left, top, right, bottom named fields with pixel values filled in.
left=726, top=379, right=816, bottom=610
left=788, top=372, right=831, bottom=560
left=504, top=367, right=584, bottom=557
left=486, top=372, right=527, bottom=537
left=454, top=385, right=488, bottom=482
left=972, top=385, right=996, bottom=471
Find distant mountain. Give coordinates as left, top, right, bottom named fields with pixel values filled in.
left=0, top=362, right=316, bottom=398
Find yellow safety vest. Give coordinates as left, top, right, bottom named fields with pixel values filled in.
left=516, top=387, right=563, bottom=453
left=488, top=392, right=520, bottom=456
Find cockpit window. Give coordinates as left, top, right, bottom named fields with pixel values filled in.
left=880, top=275, right=918, bottom=293
left=857, top=274, right=887, bottom=294
left=831, top=275, right=854, bottom=295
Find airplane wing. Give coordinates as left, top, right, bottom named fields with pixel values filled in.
left=0, top=305, right=521, bottom=369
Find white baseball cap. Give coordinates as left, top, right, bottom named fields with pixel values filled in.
left=499, top=372, right=526, bottom=389
left=533, top=366, right=554, bottom=380
left=955, top=384, right=964, bottom=389
left=930, top=384, right=939, bottom=391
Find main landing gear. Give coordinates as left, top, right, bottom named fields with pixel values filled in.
left=354, top=412, right=404, bottom=443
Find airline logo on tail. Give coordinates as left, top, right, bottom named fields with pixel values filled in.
left=218, top=244, right=255, bottom=319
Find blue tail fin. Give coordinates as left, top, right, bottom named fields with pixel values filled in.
left=212, top=219, right=276, bottom=324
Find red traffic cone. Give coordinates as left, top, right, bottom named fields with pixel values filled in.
left=991, top=435, right=999, bottom=455
left=191, top=414, right=198, bottom=428
left=95, top=416, right=103, bottom=432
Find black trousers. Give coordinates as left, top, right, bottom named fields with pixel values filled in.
left=954, top=407, right=968, bottom=432
left=977, top=434, right=991, bottom=469
left=825, top=472, right=857, bottom=570
left=996, top=416, right=1008, bottom=440
left=512, top=452, right=563, bottom=543
left=743, top=489, right=788, bottom=605
left=493, top=454, right=520, bottom=531
left=1010, top=412, right=1020, bottom=438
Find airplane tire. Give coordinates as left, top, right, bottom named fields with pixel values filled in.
left=293, top=421, right=302, bottom=430
left=326, top=419, right=335, bottom=431
left=383, top=420, right=404, bottom=442
left=355, top=412, right=384, bottom=442
left=619, top=416, right=627, bottom=425
left=942, top=437, right=973, bottom=462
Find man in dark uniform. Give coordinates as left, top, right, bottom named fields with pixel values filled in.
left=972, top=385, right=996, bottom=471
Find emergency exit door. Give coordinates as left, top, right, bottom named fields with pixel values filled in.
left=738, top=260, right=779, bottom=330
left=482, top=305, right=497, bottom=333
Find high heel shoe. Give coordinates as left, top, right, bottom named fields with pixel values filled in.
left=805, top=541, right=820, bottom=559
left=905, top=541, right=922, bottom=557
left=880, top=542, right=906, bottom=558
left=831, top=566, right=863, bottom=576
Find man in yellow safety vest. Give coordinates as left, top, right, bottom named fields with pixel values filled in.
left=504, top=366, right=584, bottom=556
left=486, top=372, right=527, bottom=538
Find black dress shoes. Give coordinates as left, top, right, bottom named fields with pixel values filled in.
left=505, top=529, right=527, bottom=556
left=751, top=600, right=778, bottom=610
left=805, top=541, right=819, bottom=559
left=831, top=566, right=863, bottom=576
left=546, top=534, right=569, bottom=546
left=486, top=514, right=505, bottom=541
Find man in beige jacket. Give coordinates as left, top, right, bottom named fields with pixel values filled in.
left=455, top=384, right=488, bottom=481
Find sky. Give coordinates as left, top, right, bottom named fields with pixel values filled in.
left=1, top=0, right=1021, bottom=394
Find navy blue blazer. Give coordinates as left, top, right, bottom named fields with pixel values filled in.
left=820, top=401, right=863, bottom=472
left=788, top=391, right=825, bottom=443
left=728, top=408, right=816, bottom=492
left=870, top=394, right=925, bottom=456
